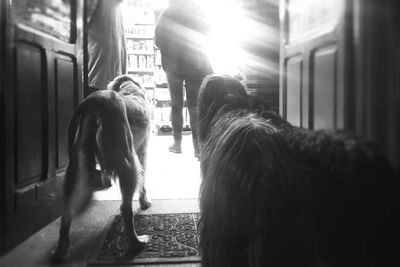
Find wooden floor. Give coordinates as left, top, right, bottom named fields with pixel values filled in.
left=0, top=133, right=202, bottom=267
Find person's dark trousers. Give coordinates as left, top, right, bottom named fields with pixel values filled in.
left=166, top=72, right=203, bottom=154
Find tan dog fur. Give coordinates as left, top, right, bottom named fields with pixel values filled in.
left=52, top=75, right=151, bottom=261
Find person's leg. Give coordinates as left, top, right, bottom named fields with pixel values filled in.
left=185, top=75, right=203, bottom=158
left=166, top=73, right=184, bottom=153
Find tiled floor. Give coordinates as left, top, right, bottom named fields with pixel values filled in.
left=0, top=133, right=202, bottom=267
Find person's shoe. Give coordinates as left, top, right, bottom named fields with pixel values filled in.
left=168, top=141, right=182, bottom=154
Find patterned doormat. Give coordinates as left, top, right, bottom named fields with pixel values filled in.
left=91, top=213, right=201, bottom=265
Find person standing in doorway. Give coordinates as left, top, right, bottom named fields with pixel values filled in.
left=155, top=0, right=213, bottom=157
left=87, top=0, right=127, bottom=94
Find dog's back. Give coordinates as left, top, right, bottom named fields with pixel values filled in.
left=108, top=74, right=151, bottom=151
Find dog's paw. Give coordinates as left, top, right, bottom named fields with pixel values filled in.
left=122, top=235, right=149, bottom=260
left=139, top=198, right=152, bottom=210
left=51, top=249, right=67, bottom=263
left=137, top=234, right=150, bottom=243
left=51, top=238, right=69, bottom=263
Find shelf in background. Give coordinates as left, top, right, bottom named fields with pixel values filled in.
left=125, top=34, right=154, bottom=39
left=128, top=68, right=154, bottom=73
left=127, top=49, right=154, bottom=55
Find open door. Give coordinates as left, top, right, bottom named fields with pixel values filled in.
left=280, top=0, right=400, bottom=168
left=1, top=0, right=84, bottom=252
left=280, top=0, right=352, bottom=130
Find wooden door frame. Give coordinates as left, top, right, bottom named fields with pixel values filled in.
left=0, top=0, right=7, bottom=253
left=353, top=0, right=400, bottom=168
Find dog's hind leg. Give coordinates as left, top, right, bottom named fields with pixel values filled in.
left=51, top=212, right=72, bottom=262
left=117, top=155, right=149, bottom=257
left=137, top=145, right=151, bottom=210
left=52, top=152, right=94, bottom=262
left=52, top=116, right=96, bottom=262
left=51, top=159, right=93, bottom=262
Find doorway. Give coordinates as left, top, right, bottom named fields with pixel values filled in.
left=89, top=0, right=280, bottom=203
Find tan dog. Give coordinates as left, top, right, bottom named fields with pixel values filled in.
left=52, top=75, right=151, bottom=261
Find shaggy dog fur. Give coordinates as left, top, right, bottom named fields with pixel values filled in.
left=198, top=75, right=315, bottom=267
left=197, top=74, right=251, bottom=144
left=198, top=74, right=397, bottom=266
left=52, top=75, right=151, bottom=262
left=260, top=110, right=396, bottom=266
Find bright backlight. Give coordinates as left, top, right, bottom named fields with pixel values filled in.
left=196, top=0, right=248, bottom=76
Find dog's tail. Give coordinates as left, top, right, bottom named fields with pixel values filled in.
left=64, top=110, right=98, bottom=217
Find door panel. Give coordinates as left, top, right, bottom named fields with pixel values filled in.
left=15, top=43, right=46, bottom=186
left=312, top=45, right=337, bottom=130
left=285, top=55, right=303, bottom=127
left=55, top=55, right=76, bottom=171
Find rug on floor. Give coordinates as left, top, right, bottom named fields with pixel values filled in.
left=92, top=213, right=201, bottom=264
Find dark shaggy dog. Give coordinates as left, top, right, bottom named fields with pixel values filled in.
left=198, top=75, right=315, bottom=267
left=198, top=74, right=397, bottom=266
left=52, top=75, right=151, bottom=262
left=260, top=110, right=397, bottom=266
